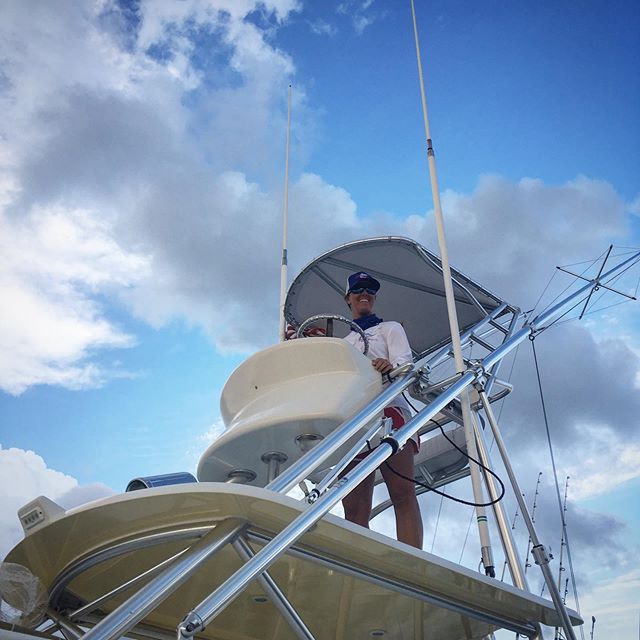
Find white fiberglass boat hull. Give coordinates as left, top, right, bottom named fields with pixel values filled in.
left=5, top=484, right=581, bottom=640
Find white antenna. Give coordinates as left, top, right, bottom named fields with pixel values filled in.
left=279, top=84, right=292, bottom=341
left=410, top=0, right=494, bottom=577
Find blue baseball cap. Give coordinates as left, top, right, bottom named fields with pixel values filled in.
left=346, top=271, right=380, bottom=294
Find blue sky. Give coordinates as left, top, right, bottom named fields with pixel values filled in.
left=1, top=1, right=639, bottom=637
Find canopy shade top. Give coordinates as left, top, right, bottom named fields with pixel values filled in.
left=284, top=237, right=508, bottom=359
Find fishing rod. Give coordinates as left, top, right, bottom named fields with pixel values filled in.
left=524, top=471, right=543, bottom=573
left=554, top=477, right=570, bottom=640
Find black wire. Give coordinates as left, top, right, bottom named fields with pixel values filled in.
left=376, top=392, right=506, bottom=508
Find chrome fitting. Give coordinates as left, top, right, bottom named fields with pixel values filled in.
left=468, top=359, right=487, bottom=381
left=532, top=544, right=553, bottom=566
left=177, top=613, right=204, bottom=639
left=388, top=362, right=415, bottom=379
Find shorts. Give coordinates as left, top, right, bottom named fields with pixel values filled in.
left=354, top=406, right=420, bottom=461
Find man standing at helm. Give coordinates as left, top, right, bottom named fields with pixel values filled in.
left=340, top=271, right=423, bottom=550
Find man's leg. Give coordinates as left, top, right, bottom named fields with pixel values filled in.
left=380, top=445, right=423, bottom=549
left=340, top=460, right=376, bottom=528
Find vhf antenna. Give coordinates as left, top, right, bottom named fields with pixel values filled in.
left=278, top=84, right=292, bottom=341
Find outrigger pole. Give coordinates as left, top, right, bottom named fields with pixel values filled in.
left=279, top=84, right=292, bottom=341
left=409, top=0, right=495, bottom=577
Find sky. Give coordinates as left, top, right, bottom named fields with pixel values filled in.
left=1, top=0, right=639, bottom=637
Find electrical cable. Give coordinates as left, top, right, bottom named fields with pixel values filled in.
left=375, top=392, right=506, bottom=508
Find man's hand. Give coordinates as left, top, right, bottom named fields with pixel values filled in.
left=371, top=358, right=393, bottom=374
left=285, top=324, right=326, bottom=340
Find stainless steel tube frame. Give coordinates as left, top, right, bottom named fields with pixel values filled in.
left=268, top=302, right=511, bottom=496
left=193, top=252, right=637, bottom=636
left=232, top=537, right=316, bottom=640
left=50, top=525, right=214, bottom=607
left=477, top=389, right=577, bottom=640
left=311, top=418, right=384, bottom=498
left=177, top=365, right=497, bottom=635
left=46, top=608, right=84, bottom=640
left=178, top=441, right=405, bottom=637
left=266, top=369, right=419, bottom=493
left=81, top=518, right=247, bottom=640
left=69, top=550, right=188, bottom=621
left=470, top=411, right=531, bottom=595
left=245, top=531, right=539, bottom=638
left=423, top=303, right=509, bottom=370
left=482, top=309, right=522, bottom=398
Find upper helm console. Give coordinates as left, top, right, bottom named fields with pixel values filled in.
left=197, top=337, right=382, bottom=486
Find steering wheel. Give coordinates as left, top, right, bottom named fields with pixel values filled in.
left=296, top=314, right=369, bottom=356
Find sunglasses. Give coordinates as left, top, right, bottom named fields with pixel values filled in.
left=349, top=287, right=377, bottom=295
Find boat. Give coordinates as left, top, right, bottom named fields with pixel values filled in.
left=3, top=1, right=639, bottom=636
left=4, top=234, right=637, bottom=640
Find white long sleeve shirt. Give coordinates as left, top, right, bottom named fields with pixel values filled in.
left=343, top=321, right=413, bottom=415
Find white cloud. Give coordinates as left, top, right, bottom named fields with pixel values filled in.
left=562, top=429, right=640, bottom=499
left=0, top=207, right=149, bottom=395
left=308, top=19, right=338, bottom=37
left=579, top=568, right=640, bottom=639
left=405, top=174, right=629, bottom=309
left=336, top=0, right=380, bottom=35
left=0, top=0, right=306, bottom=393
left=8, top=0, right=634, bottom=399
left=199, top=419, right=226, bottom=445
left=0, top=445, right=114, bottom=559
left=185, top=418, right=226, bottom=470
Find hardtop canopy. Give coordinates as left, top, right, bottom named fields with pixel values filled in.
left=284, top=237, right=507, bottom=359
